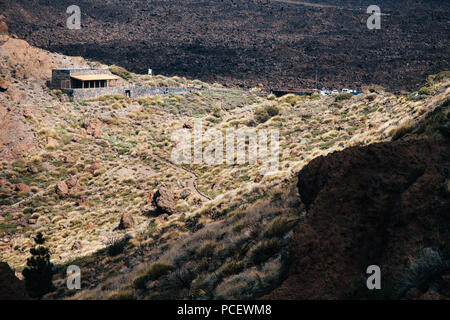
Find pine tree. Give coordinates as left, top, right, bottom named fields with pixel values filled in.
left=22, top=232, right=55, bottom=299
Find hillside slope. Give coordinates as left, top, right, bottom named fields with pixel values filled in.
left=0, top=31, right=449, bottom=299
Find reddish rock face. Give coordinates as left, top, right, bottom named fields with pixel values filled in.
left=0, top=105, right=36, bottom=161
left=266, top=134, right=450, bottom=299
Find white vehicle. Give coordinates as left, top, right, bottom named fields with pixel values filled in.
left=341, top=88, right=351, bottom=93
left=331, top=90, right=339, bottom=95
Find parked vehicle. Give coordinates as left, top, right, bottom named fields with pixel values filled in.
left=331, top=90, right=339, bottom=95
left=341, top=88, right=351, bottom=93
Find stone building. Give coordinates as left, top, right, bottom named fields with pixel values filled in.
left=51, top=68, right=186, bottom=100
left=51, top=68, right=121, bottom=90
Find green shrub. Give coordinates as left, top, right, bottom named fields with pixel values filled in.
left=254, top=108, right=270, bottom=123
left=109, top=65, right=131, bottom=80
left=212, top=105, right=222, bottom=118
left=250, top=238, right=282, bottom=265
left=52, top=90, right=62, bottom=98
left=109, top=289, right=135, bottom=300
left=335, top=93, right=353, bottom=102
left=146, top=263, right=174, bottom=280
left=263, top=216, right=297, bottom=238
left=265, top=105, right=280, bottom=117
left=107, top=238, right=128, bottom=256
left=281, top=94, right=302, bottom=106
left=391, top=117, right=414, bottom=140
left=418, top=87, right=430, bottom=95
left=133, top=275, right=149, bottom=290
left=133, top=263, right=174, bottom=289
left=196, top=241, right=217, bottom=258
left=218, top=261, right=244, bottom=279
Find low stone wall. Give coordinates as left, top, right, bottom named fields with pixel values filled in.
left=64, top=86, right=186, bottom=100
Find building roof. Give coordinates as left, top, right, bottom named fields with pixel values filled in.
left=70, top=74, right=120, bottom=81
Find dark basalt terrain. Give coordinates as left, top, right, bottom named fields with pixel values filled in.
left=1, top=0, right=449, bottom=91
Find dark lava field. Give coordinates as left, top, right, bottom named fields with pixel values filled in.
left=1, top=0, right=449, bottom=91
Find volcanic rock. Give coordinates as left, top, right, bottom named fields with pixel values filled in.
left=0, top=21, right=8, bottom=35
left=55, top=181, right=69, bottom=197
left=0, top=77, right=8, bottom=92
left=0, top=262, right=29, bottom=300
left=266, top=136, right=450, bottom=300
left=118, top=212, right=135, bottom=230
left=84, top=118, right=105, bottom=138
left=152, top=184, right=176, bottom=215
left=15, top=183, right=31, bottom=193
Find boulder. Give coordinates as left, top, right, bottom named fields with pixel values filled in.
left=55, top=181, right=69, bottom=197
left=85, top=162, right=103, bottom=175
left=66, top=177, right=81, bottom=195
left=76, top=195, right=89, bottom=207
left=27, top=165, right=38, bottom=174
left=63, top=155, right=76, bottom=163
left=183, top=122, right=193, bottom=129
left=65, top=177, right=78, bottom=189
left=84, top=118, right=104, bottom=138
left=180, top=189, right=190, bottom=199
left=152, top=184, right=176, bottom=215
left=15, top=183, right=31, bottom=193
left=118, top=212, right=135, bottom=229
left=0, top=77, right=8, bottom=92
left=47, top=137, right=59, bottom=149
left=146, top=190, right=155, bottom=205
left=71, top=241, right=82, bottom=250
left=0, top=21, right=8, bottom=35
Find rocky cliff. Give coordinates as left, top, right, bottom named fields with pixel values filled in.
left=0, top=262, right=29, bottom=299
left=266, top=102, right=450, bottom=299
